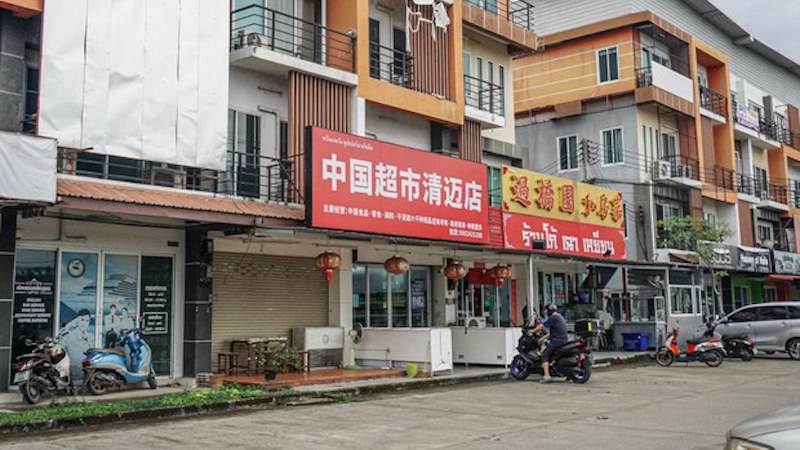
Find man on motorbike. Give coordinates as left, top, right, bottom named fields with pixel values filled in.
left=540, top=304, right=568, bottom=383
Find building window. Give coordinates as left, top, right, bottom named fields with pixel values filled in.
left=757, top=221, right=774, bottom=246
left=734, top=286, right=752, bottom=309
left=498, top=65, right=506, bottom=114
left=754, top=167, right=768, bottom=198
left=597, top=46, right=619, bottom=83
left=226, top=110, right=262, bottom=199
left=353, top=265, right=430, bottom=328
left=487, top=166, right=502, bottom=208
left=660, top=133, right=677, bottom=160
left=763, top=286, right=778, bottom=302
left=558, top=135, right=579, bottom=171
left=670, top=286, right=694, bottom=315
left=794, top=180, right=800, bottom=208
left=602, top=127, right=623, bottom=164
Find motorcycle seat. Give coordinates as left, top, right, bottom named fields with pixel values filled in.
left=686, top=337, right=710, bottom=345
left=722, top=334, right=748, bottom=340
left=86, top=348, right=125, bottom=357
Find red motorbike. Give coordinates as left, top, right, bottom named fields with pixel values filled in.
left=656, top=328, right=725, bottom=367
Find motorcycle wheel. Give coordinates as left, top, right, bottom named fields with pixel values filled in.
left=85, top=371, right=110, bottom=396
left=20, top=382, right=42, bottom=405
left=655, top=350, right=675, bottom=367
left=510, top=355, right=530, bottom=381
left=147, top=369, right=158, bottom=390
left=740, top=348, right=754, bottom=362
left=570, top=359, right=592, bottom=384
left=704, top=350, right=724, bottom=367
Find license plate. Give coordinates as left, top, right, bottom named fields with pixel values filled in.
left=13, top=370, right=30, bottom=384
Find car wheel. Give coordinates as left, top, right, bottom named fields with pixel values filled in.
left=787, top=339, right=800, bottom=361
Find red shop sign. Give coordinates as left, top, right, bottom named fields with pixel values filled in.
left=306, top=128, right=489, bottom=244
left=503, top=212, right=626, bottom=260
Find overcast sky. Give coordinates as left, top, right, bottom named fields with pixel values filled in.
left=710, top=0, right=800, bottom=62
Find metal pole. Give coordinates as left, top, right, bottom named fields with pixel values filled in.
left=527, top=254, right=535, bottom=318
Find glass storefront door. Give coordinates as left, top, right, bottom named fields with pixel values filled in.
left=353, top=265, right=431, bottom=328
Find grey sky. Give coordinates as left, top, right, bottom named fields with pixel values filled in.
left=710, top=0, right=800, bottom=62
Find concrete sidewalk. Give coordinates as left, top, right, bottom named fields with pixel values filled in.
left=0, top=351, right=651, bottom=410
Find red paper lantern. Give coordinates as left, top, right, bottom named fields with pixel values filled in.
left=490, top=265, right=512, bottom=287
left=315, top=251, right=342, bottom=284
left=384, top=256, right=410, bottom=275
left=443, top=261, right=467, bottom=280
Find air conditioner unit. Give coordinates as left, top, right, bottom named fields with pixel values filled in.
left=652, top=160, right=671, bottom=180
left=464, top=317, right=487, bottom=328
left=292, top=327, right=344, bottom=369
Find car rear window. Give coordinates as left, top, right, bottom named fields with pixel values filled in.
left=788, top=306, right=800, bottom=320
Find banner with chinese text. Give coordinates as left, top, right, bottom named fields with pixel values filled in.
left=503, top=213, right=627, bottom=260
left=307, top=128, right=489, bottom=244
left=501, top=166, right=624, bottom=230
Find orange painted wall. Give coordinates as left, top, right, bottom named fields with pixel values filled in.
left=514, top=27, right=636, bottom=113
left=326, top=0, right=358, bottom=73
left=0, top=0, right=40, bottom=16
left=353, top=1, right=464, bottom=125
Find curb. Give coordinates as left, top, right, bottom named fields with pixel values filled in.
left=0, top=354, right=651, bottom=436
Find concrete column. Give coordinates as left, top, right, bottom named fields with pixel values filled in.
left=0, top=208, right=17, bottom=391
left=183, top=228, right=212, bottom=377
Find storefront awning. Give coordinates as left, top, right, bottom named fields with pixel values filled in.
left=768, top=274, right=800, bottom=282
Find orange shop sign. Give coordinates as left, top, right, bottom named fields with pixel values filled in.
left=501, top=166, right=624, bottom=230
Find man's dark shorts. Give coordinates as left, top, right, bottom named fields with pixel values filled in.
left=542, top=341, right=566, bottom=362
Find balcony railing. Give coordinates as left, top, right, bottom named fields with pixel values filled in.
left=735, top=173, right=788, bottom=204
left=58, top=149, right=302, bottom=204
left=710, top=165, right=735, bottom=190
left=466, top=0, right=535, bottom=31
left=731, top=101, right=793, bottom=145
left=699, top=86, right=727, bottom=118
left=230, top=4, right=356, bottom=73
left=369, top=41, right=413, bottom=89
left=464, top=75, right=504, bottom=116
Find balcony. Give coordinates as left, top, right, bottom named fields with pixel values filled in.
left=652, top=154, right=701, bottom=189
left=464, top=74, right=505, bottom=127
left=731, top=101, right=791, bottom=147
left=58, top=149, right=302, bottom=205
left=369, top=42, right=413, bottom=89
left=736, top=173, right=788, bottom=211
left=636, top=63, right=694, bottom=105
left=230, top=4, right=356, bottom=84
left=462, top=0, right=539, bottom=52
left=699, top=86, right=727, bottom=122
left=708, top=165, right=735, bottom=191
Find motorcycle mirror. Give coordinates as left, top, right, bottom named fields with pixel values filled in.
left=24, top=339, right=33, bottom=347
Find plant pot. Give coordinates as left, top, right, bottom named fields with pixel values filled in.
left=210, top=375, right=224, bottom=389
left=264, top=370, right=277, bottom=382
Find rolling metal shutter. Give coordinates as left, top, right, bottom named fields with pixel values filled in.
left=211, top=253, right=329, bottom=367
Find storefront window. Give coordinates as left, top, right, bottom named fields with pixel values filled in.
left=670, top=286, right=694, bottom=315
left=354, top=265, right=430, bottom=328
left=102, top=254, right=139, bottom=346
left=369, top=267, right=388, bottom=327
left=352, top=266, right=367, bottom=327
left=140, top=256, right=174, bottom=375
left=59, top=252, right=99, bottom=375
left=11, top=249, right=57, bottom=377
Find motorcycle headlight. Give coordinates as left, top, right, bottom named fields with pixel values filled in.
left=724, top=438, right=773, bottom=450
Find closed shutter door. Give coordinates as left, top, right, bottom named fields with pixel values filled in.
left=211, top=253, right=329, bottom=367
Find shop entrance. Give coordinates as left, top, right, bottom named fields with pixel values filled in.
left=454, top=267, right=512, bottom=327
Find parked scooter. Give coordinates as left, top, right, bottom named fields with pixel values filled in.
left=702, top=317, right=756, bottom=361
left=14, top=330, right=75, bottom=404
left=656, top=327, right=725, bottom=367
left=510, top=322, right=593, bottom=384
left=82, top=325, right=157, bottom=395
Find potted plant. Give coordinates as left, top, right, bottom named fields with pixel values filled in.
left=261, top=345, right=303, bottom=381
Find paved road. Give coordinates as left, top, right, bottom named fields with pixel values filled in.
left=4, top=358, right=800, bottom=450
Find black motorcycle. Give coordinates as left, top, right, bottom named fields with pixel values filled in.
left=509, top=324, right=593, bottom=384
left=14, top=331, right=75, bottom=404
left=703, top=317, right=756, bottom=361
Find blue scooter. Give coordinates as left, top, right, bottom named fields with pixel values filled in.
left=82, top=326, right=157, bottom=395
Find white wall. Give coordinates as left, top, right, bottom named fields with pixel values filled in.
left=365, top=103, right=431, bottom=151
left=229, top=67, right=289, bottom=161
left=39, top=0, right=229, bottom=170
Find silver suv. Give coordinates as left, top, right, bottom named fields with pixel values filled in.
left=717, top=302, right=800, bottom=360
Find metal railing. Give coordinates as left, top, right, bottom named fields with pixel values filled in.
left=464, top=75, right=504, bottom=116
left=735, top=173, right=788, bottom=204
left=636, top=67, right=653, bottom=89
left=731, top=101, right=793, bottom=145
left=369, top=41, right=413, bottom=89
left=58, top=149, right=303, bottom=204
left=710, top=165, right=735, bottom=190
left=230, top=4, right=355, bottom=73
left=699, top=86, right=727, bottom=118
left=655, top=154, right=700, bottom=181
left=465, top=0, right=535, bottom=31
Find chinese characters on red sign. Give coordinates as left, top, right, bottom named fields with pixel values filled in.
left=308, top=128, right=489, bottom=244
left=503, top=213, right=627, bottom=260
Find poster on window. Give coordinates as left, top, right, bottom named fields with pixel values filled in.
left=140, top=256, right=173, bottom=375
left=59, top=252, right=99, bottom=375
left=11, top=249, right=57, bottom=375
left=102, top=254, right=139, bottom=346
left=411, top=278, right=426, bottom=311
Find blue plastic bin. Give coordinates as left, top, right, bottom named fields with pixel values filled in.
left=621, top=332, right=650, bottom=351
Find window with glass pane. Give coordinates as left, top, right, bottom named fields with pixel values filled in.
left=369, top=267, right=388, bottom=327
left=353, top=266, right=367, bottom=327
left=603, top=128, right=623, bottom=164
left=730, top=307, right=756, bottom=322
left=757, top=305, right=786, bottom=321
left=670, top=287, right=693, bottom=314
left=390, top=272, right=409, bottom=327
left=410, top=269, right=428, bottom=327
left=226, top=110, right=262, bottom=199
left=498, top=65, right=505, bottom=114
left=598, top=47, right=619, bottom=83
left=487, top=167, right=502, bottom=207
left=559, top=135, right=578, bottom=171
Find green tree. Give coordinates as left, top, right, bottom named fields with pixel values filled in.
left=657, top=216, right=732, bottom=315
